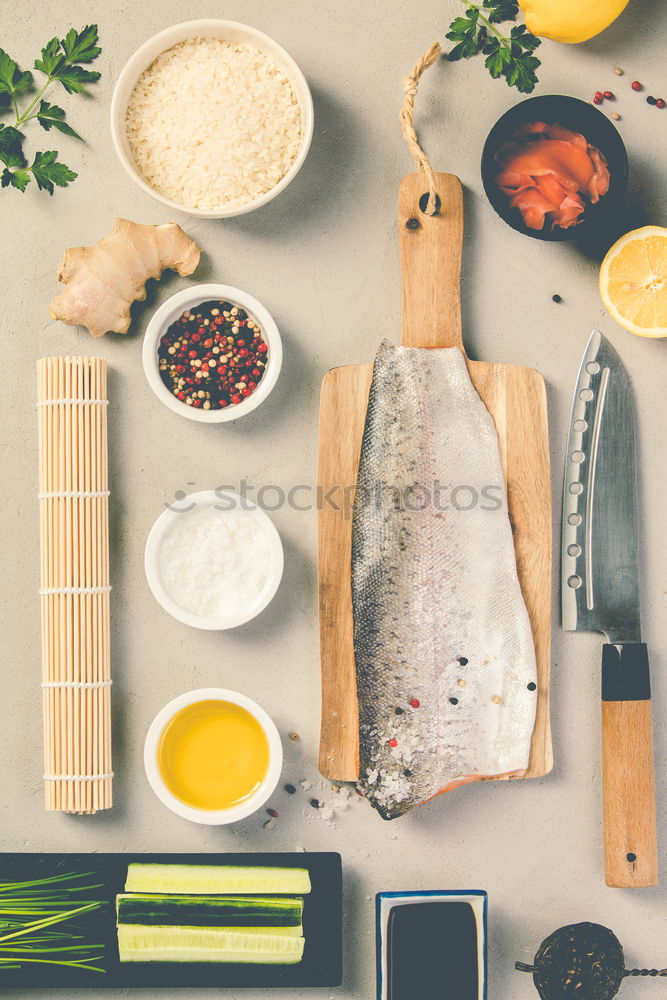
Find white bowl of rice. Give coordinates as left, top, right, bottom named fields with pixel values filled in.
left=110, top=20, right=314, bottom=217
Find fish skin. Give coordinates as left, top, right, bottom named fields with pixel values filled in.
left=351, top=343, right=537, bottom=820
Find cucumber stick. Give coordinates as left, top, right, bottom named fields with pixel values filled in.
left=124, top=864, right=311, bottom=896
left=117, top=924, right=305, bottom=964
left=117, top=894, right=304, bottom=928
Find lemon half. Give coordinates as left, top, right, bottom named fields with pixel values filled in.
left=599, top=226, right=667, bottom=339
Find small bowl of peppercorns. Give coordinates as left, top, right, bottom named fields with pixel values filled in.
left=143, top=283, right=283, bottom=422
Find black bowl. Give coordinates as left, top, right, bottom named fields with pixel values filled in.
left=480, top=94, right=629, bottom=242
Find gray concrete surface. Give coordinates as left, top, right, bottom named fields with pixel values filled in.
left=2, top=0, right=667, bottom=996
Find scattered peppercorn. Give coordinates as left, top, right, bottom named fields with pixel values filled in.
left=409, top=698, right=420, bottom=708
left=631, top=80, right=642, bottom=91
left=284, top=783, right=297, bottom=795
left=552, top=293, right=562, bottom=303
left=449, top=697, right=459, bottom=705
left=614, top=67, right=623, bottom=76
left=387, top=738, right=398, bottom=748
left=331, top=784, right=340, bottom=793
left=527, top=682, right=537, bottom=692
left=492, top=695, right=503, bottom=705
left=395, top=706, right=404, bottom=715
left=457, top=656, right=469, bottom=666
left=647, top=95, right=657, bottom=105
left=403, top=769, right=412, bottom=777
left=157, top=299, right=268, bottom=410
left=603, top=91, right=614, bottom=100
left=657, top=98, right=666, bottom=109
left=611, top=112, right=621, bottom=121
left=288, top=732, right=299, bottom=741
left=266, top=808, right=279, bottom=818
left=310, top=798, right=320, bottom=809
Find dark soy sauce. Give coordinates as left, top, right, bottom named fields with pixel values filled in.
left=387, top=901, right=479, bottom=1000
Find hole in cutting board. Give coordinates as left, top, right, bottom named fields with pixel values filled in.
left=418, top=191, right=442, bottom=215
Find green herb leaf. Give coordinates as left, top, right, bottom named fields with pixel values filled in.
left=60, top=25, right=101, bottom=64
left=4, top=26, right=97, bottom=195
left=0, top=144, right=26, bottom=169
left=484, top=39, right=511, bottom=78
left=30, top=150, right=77, bottom=194
left=1, top=167, right=30, bottom=191
left=34, top=38, right=62, bottom=78
left=446, top=0, right=541, bottom=92
left=510, top=23, right=542, bottom=50
left=483, top=0, right=519, bottom=23
left=0, top=135, right=29, bottom=190
left=505, top=53, right=541, bottom=92
left=0, top=123, right=25, bottom=153
left=34, top=25, right=101, bottom=93
left=0, top=49, right=33, bottom=98
left=0, top=124, right=27, bottom=190
left=36, top=100, right=82, bottom=139
left=448, top=15, right=476, bottom=34
left=51, top=63, right=100, bottom=95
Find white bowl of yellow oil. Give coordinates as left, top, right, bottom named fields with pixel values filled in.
left=144, top=688, right=283, bottom=825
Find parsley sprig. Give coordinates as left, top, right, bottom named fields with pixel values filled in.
left=446, top=1, right=541, bottom=93
left=0, top=25, right=101, bottom=194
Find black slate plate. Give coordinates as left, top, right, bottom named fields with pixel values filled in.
left=0, top=852, right=342, bottom=990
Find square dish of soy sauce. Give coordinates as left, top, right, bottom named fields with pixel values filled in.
left=375, top=890, right=487, bottom=1000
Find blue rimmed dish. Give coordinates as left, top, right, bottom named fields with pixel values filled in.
left=376, top=890, right=487, bottom=1000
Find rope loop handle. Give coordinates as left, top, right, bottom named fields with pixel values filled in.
left=400, top=41, right=442, bottom=216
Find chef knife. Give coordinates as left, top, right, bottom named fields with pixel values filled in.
left=562, top=329, right=658, bottom=888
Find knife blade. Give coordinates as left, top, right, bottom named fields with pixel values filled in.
left=561, top=330, right=658, bottom=888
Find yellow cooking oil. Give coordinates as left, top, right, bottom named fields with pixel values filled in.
left=158, top=700, right=269, bottom=810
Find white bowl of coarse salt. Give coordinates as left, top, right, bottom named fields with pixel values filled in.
left=110, top=20, right=314, bottom=218
left=145, top=490, right=284, bottom=630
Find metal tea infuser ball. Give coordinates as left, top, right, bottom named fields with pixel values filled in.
left=516, top=922, right=667, bottom=1000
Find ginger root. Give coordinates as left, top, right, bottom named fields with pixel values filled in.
left=49, top=218, right=201, bottom=338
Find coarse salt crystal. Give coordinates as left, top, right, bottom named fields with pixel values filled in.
left=157, top=503, right=270, bottom=618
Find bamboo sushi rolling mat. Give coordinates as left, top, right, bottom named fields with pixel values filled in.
left=36, top=357, right=112, bottom=814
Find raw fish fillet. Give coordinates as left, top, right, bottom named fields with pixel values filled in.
left=494, top=121, right=610, bottom=230
left=352, top=343, right=537, bottom=820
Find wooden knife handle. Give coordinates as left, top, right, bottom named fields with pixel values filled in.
left=601, top=642, right=658, bottom=888
left=398, top=172, right=464, bottom=351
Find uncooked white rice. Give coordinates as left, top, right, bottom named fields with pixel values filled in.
left=125, top=37, right=303, bottom=209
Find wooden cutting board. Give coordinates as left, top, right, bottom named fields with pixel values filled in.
left=317, top=172, right=553, bottom=783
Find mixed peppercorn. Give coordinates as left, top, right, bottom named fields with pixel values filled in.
left=158, top=299, right=268, bottom=410
left=592, top=72, right=665, bottom=118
